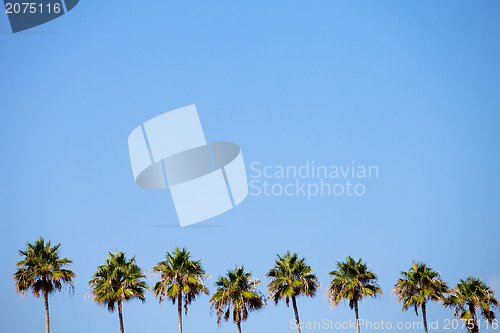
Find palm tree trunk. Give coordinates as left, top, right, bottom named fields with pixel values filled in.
left=422, top=303, right=428, bottom=333
left=118, top=301, right=124, bottom=333
left=178, top=294, right=183, bottom=333
left=471, top=319, right=479, bottom=333
left=237, top=320, right=242, bottom=333
left=43, top=291, right=50, bottom=333
left=354, top=300, right=360, bottom=333
left=469, top=305, right=478, bottom=333
left=292, top=295, right=301, bottom=333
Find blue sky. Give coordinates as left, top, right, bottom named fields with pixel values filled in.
left=1, top=1, right=500, bottom=332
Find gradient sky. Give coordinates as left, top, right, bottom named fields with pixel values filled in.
left=1, top=1, right=500, bottom=332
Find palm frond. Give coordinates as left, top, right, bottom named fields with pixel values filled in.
left=88, top=251, right=148, bottom=313
left=209, top=265, right=265, bottom=328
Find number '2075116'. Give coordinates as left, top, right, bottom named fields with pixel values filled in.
left=5, top=3, right=62, bottom=14
left=443, top=318, right=498, bottom=330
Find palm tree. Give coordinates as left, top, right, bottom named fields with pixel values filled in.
left=14, top=237, right=75, bottom=333
left=266, top=251, right=319, bottom=333
left=88, top=251, right=148, bottom=333
left=152, top=247, right=208, bottom=333
left=210, top=265, right=265, bottom=333
left=393, top=261, right=448, bottom=333
left=325, top=256, right=382, bottom=333
left=444, top=277, right=498, bottom=333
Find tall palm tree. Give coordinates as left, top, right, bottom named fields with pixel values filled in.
left=14, top=237, right=75, bottom=333
left=325, top=256, right=382, bottom=333
left=152, top=247, right=208, bottom=333
left=444, top=277, right=498, bottom=333
left=393, top=261, right=448, bottom=333
left=88, top=251, right=148, bottom=333
left=266, top=251, right=319, bottom=333
left=210, top=265, right=265, bottom=333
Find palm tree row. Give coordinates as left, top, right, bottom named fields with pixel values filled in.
left=14, top=237, right=498, bottom=333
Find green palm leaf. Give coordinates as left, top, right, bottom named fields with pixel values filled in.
left=266, top=251, right=319, bottom=333
left=88, top=251, right=148, bottom=333
left=392, top=261, right=448, bottom=333
left=325, top=256, right=382, bottom=333
left=14, top=237, right=75, bottom=333
left=444, top=277, right=498, bottom=333
left=152, top=247, right=208, bottom=333
left=210, top=265, right=265, bottom=333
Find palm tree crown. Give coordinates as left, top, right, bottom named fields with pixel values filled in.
left=88, top=251, right=147, bottom=333
left=326, top=256, right=382, bottom=333
left=14, top=237, right=75, bottom=297
left=326, top=256, right=382, bottom=307
left=444, top=277, right=498, bottom=333
left=266, top=251, right=319, bottom=305
left=393, top=262, right=448, bottom=333
left=210, top=265, right=265, bottom=333
left=14, top=237, right=75, bottom=333
left=266, top=251, right=319, bottom=333
left=152, top=247, right=208, bottom=333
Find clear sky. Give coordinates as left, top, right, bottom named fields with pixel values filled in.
left=1, top=1, right=499, bottom=332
